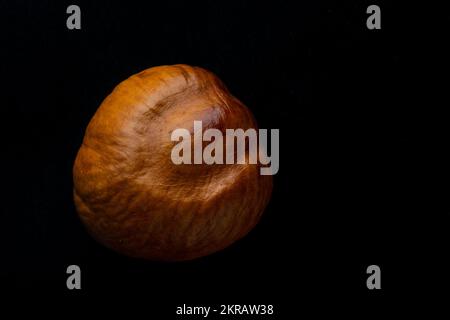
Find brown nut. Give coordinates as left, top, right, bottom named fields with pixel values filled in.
left=73, top=65, right=272, bottom=261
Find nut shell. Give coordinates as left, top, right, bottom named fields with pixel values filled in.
left=73, top=65, right=272, bottom=261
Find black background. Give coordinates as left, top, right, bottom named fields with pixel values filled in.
left=1, top=0, right=449, bottom=315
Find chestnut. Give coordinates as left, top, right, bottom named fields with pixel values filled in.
left=73, top=65, right=273, bottom=261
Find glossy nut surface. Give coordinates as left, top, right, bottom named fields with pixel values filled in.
left=73, top=65, right=272, bottom=261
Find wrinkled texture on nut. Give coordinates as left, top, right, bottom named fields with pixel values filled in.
left=73, top=65, right=272, bottom=261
